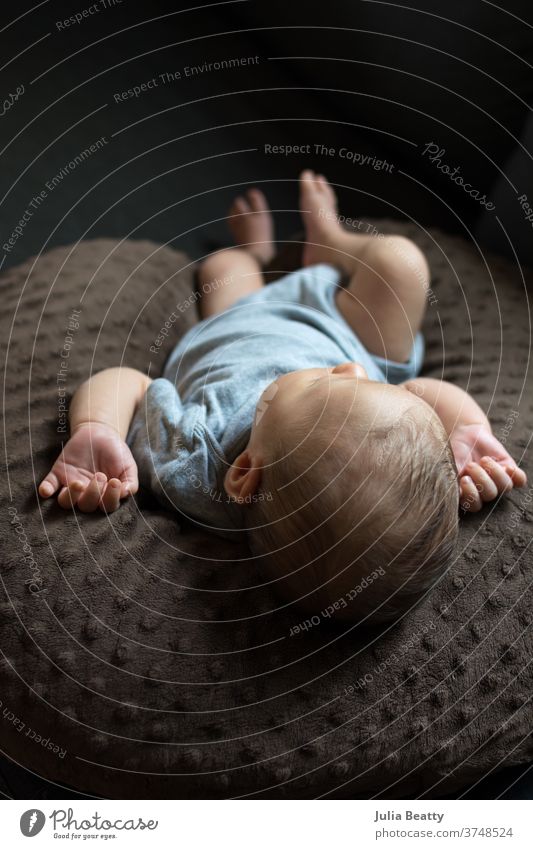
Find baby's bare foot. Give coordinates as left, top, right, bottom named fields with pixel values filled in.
left=299, top=170, right=343, bottom=267
left=228, top=188, right=275, bottom=264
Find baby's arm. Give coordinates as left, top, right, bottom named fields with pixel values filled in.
left=403, top=378, right=527, bottom=512
left=39, top=367, right=151, bottom=513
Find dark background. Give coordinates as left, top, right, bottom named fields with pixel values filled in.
left=1, top=0, right=532, bottom=799
left=2, top=0, right=533, bottom=271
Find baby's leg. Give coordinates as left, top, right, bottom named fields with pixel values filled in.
left=199, top=187, right=274, bottom=318
left=300, top=171, right=429, bottom=363
left=198, top=248, right=264, bottom=318
left=337, top=234, right=428, bottom=363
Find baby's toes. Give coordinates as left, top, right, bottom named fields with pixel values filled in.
left=246, top=188, right=269, bottom=212
left=229, top=196, right=249, bottom=217
left=299, top=169, right=318, bottom=195
left=315, top=173, right=335, bottom=204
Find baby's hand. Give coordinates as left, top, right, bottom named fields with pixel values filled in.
left=450, top=423, right=527, bottom=512
left=38, top=422, right=139, bottom=513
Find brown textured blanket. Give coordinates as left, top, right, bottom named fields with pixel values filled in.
left=0, top=229, right=531, bottom=798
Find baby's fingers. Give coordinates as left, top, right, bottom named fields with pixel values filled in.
left=479, top=457, right=514, bottom=493
left=505, top=464, right=527, bottom=488
left=39, top=472, right=61, bottom=498
left=466, top=462, right=498, bottom=502
left=57, top=480, right=86, bottom=510
left=100, top=478, right=122, bottom=513
left=120, top=472, right=138, bottom=498
left=459, top=475, right=482, bottom=512
left=77, top=473, right=107, bottom=512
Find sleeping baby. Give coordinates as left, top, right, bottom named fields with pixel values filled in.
left=39, top=171, right=527, bottom=624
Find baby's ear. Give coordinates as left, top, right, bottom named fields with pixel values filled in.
left=224, top=450, right=262, bottom=504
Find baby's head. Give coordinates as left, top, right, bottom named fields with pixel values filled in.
left=224, top=363, right=459, bottom=625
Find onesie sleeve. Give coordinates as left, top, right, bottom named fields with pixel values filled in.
left=127, top=378, right=242, bottom=532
